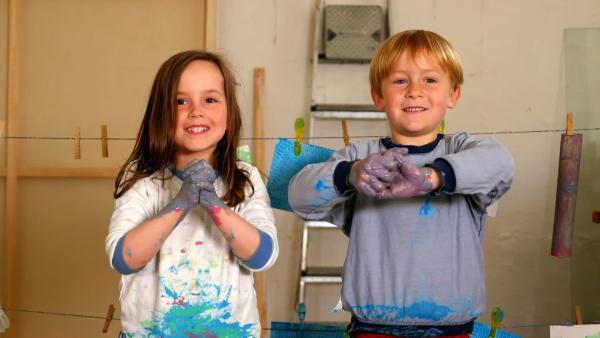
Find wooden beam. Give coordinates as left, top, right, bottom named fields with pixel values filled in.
left=3, top=0, right=21, bottom=336
left=204, top=0, right=218, bottom=51
left=252, top=67, right=268, bottom=330
left=0, top=167, right=119, bottom=178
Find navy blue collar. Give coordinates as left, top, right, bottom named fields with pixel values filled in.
left=380, top=134, right=444, bottom=154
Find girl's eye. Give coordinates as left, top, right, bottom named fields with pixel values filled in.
left=205, top=97, right=218, bottom=104
left=176, top=98, right=188, bottom=105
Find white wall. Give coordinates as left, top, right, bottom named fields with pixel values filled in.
left=219, top=1, right=600, bottom=338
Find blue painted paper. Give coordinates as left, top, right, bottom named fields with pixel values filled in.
left=267, top=138, right=334, bottom=212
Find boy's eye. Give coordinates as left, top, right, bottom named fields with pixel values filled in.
left=393, top=79, right=407, bottom=85
left=176, top=98, right=188, bottom=105
left=425, top=78, right=438, bottom=84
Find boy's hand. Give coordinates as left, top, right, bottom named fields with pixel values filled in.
left=377, top=153, right=434, bottom=199
left=349, top=148, right=408, bottom=197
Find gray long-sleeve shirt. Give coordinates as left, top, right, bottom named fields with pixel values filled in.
left=288, top=133, right=514, bottom=326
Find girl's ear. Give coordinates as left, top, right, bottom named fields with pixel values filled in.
left=447, top=85, right=462, bottom=109
left=371, top=89, right=385, bottom=111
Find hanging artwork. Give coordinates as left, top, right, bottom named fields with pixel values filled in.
left=550, top=325, right=600, bottom=338
left=267, top=138, right=334, bottom=212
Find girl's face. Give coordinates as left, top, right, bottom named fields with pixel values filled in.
left=372, top=51, right=461, bottom=146
left=174, top=60, right=227, bottom=169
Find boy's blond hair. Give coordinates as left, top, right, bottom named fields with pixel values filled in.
left=370, top=30, right=464, bottom=97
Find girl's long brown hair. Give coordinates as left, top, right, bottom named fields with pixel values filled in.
left=114, top=50, right=253, bottom=207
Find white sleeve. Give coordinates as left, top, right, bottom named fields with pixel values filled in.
left=105, top=179, right=156, bottom=269
left=236, top=165, right=279, bottom=272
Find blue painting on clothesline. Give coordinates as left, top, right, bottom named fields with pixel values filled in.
left=267, top=138, right=334, bottom=212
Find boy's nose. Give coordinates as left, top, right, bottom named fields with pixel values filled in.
left=406, top=84, right=424, bottom=98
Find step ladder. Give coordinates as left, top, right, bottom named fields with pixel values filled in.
left=296, top=0, right=388, bottom=318
left=298, top=221, right=343, bottom=306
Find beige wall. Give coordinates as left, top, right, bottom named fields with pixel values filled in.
left=218, top=1, right=600, bottom=338
left=2, top=1, right=599, bottom=338
left=1, top=1, right=209, bottom=337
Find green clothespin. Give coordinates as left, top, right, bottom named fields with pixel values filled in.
left=294, top=117, right=305, bottom=156
left=438, top=119, right=445, bottom=134
left=236, top=145, right=253, bottom=164
left=489, top=306, right=504, bottom=338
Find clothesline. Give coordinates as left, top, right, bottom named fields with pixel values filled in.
left=1, top=127, right=599, bottom=141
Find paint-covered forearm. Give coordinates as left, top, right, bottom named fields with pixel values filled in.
left=240, top=229, right=275, bottom=270
left=120, top=208, right=184, bottom=271
left=111, top=235, right=139, bottom=275
left=206, top=204, right=261, bottom=261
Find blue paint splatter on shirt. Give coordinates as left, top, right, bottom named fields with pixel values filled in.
left=352, top=300, right=454, bottom=322
left=129, top=279, right=257, bottom=337
left=309, top=178, right=337, bottom=207
left=419, top=196, right=437, bottom=218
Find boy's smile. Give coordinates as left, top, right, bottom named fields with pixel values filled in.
left=372, top=51, right=461, bottom=146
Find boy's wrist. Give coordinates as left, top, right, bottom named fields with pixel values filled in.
left=423, top=167, right=442, bottom=191
left=333, top=160, right=357, bottom=196
left=427, top=158, right=456, bottom=194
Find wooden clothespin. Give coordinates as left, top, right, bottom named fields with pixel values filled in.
left=294, top=117, right=305, bottom=156
left=101, top=124, right=108, bottom=158
left=74, top=127, right=81, bottom=159
left=567, top=112, right=573, bottom=136
left=102, top=304, right=115, bottom=333
left=341, top=120, right=350, bottom=146
left=575, top=305, right=583, bottom=324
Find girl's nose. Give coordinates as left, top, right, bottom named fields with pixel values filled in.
left=188, top=103, right=204, bottom=118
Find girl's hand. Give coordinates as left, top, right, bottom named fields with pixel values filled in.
left=190, top=161, right=227, bottom=211
left=159, top=159, right=216, bottom=216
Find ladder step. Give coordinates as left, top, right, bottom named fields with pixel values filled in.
left=305, top=221, right=338, bottom=229
left=303, top=266, right=343, bottom=276
left=301, top=275, right=342, bottom=283
left=311, top=103, right=386, bottom=119
left=312, top=103, right=378, bottom=112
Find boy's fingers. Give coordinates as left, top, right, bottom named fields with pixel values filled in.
left=367, top=175, right=387, bottom=192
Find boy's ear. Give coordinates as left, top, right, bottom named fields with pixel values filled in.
left=371, top=90, right=385, bottom=111
left=447, top=85, right=462, bottom=109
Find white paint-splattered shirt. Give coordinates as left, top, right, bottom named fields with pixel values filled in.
left=105, top=162, right=278, bottom=337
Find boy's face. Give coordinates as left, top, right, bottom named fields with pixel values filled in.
left=372, top=51, right=461, bottom=145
